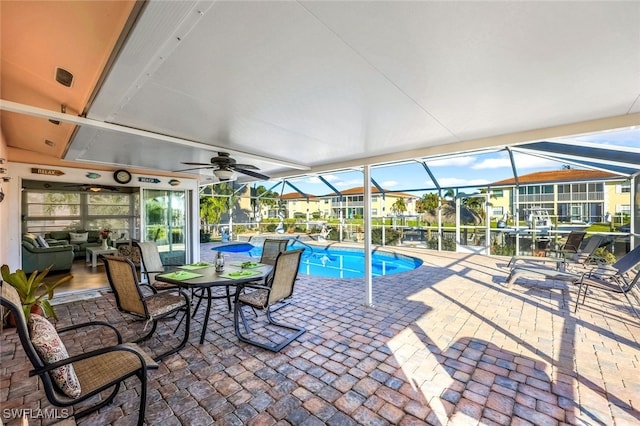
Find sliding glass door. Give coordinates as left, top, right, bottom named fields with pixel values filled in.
left=142, top=189, right=190, bottom=264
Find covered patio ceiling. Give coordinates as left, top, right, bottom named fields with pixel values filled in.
left=1, top=1, right=639, bottom=183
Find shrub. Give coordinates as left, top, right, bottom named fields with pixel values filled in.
left=200, top=229, right=211, bottom=243
left=371, top=228, right=401, bottom=245
left=592, top=247, right=616, bottom=264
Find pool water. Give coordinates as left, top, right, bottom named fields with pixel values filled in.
left=245, top=241, right=423, bottom=278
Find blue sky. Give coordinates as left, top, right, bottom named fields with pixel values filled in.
left=259, top=128, right=638, bottom=196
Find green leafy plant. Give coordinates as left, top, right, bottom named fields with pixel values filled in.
left=1, top=264, right=72, bottom=319
left=592, top=248, right=616, bottom=265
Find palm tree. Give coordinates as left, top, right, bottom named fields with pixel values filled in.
left=390, top=198, right=407, bottom=216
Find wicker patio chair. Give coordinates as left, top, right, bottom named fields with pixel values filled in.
left=574, top=244, right=640, bottom=318
left=0, top=283, right=157, bottom=426
left=101, top=255, right=191, bottom=360
left=234, top=249, right=305, bottom=352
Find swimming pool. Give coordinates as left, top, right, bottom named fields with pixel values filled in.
left=239, top=240, right=423, bottom=279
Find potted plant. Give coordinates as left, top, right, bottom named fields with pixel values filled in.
left=1, top=264, right=72, bottom=320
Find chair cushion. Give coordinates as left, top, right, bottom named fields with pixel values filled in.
left=36, top=235, right=50, bottom=248
left=239, top=288, right=269, bottom=308
left=118, top=245, right=141, bottom=265
left=145, top=292, right=187, bottom=317
left=28, top=314, right=81, bottom=398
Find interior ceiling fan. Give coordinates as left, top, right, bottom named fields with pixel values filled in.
left=177, top=152, right=270, bottom=181
left=63, top=183, right=119, bottom=192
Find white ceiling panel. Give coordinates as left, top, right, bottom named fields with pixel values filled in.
left=67, top=0, right=640, bottom=180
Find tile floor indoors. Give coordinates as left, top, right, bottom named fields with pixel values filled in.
left=1, top=248, right=639, bottom=425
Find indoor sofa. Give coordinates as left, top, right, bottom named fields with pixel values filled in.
left=44, top=230, right=105, bottom=259
left=21, top=233, right=74, bottom=274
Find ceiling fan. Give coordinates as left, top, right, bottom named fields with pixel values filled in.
left=177, top=152, right=270, bottom=181
left=63, top=183, right=120, bottom=192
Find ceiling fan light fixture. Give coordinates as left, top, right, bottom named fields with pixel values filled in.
left=214, top=168, right=236, bottom=181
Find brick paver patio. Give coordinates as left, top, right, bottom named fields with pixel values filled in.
left=2, top=248, right=639, bottom=425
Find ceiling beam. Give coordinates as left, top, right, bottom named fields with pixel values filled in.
left=268, top=113, right=640, bottom=179
left=0, top=99, right=310, bottom=171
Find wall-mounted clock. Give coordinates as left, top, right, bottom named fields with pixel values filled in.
left=113, top=169, right=132, bottom=184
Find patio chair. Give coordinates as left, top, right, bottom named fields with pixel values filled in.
left=0, top=283, right=157, bottom=426
left=574, top=244, right=640, bottom=318
left=260, top=238, right=290, bottom=266
left=133, top=241, right=181, bottom=290
left=233, top=249, right=305, bottom=352
left=508, top=234, right=604, bottom=271
left=549, top=231, right=587, bottom=256
left=101, top=255, right=191, bottom=360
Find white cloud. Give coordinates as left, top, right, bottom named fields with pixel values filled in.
left=472, top=158, right=511, bottom=169
left=428, top=156, right=476, bottom=167
left=438, top=177, right=490, bottom=187
left=335, top=178, right=363, bottom=188
left=471, top=154, right=559, bottom=170
left=305, top=174, right=340, bottom=184
left=512, top=154, right=563, bottom=170
left=381, top=180, right=399, bottom=188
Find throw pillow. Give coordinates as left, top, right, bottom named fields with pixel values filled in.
left=69, top=232, right=88, bottom=244
left=28, top=314, right=82, bottom=398
left=36, top=235, right=50, bottom=248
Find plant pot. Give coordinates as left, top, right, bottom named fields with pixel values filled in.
left=3, top=305, right=42, bottom=328
left=101, top=238, right=109, bottom=250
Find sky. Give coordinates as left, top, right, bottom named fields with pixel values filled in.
left=254, top=127, right=639, bottom=197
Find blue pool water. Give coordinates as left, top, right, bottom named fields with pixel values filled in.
left=240, top=240, right=423, bottom=278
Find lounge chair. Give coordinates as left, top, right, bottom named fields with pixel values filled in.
left=507, top=244, right=640, bottom=317
left=574, top=244, right=640, bottom=318
left=508, top=234, right=604, bottom=271
left=0, top=283, right=157, bottom=425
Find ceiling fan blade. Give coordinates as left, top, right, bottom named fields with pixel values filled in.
left=235, top=168, right=270, bottom=181
left=173, top=166, right=216, bottom=172
left=233, top=163, right=259, bottom=170
left=181, top=161, right=212, bottom=166
left=63, top=184, right=119, bottom=192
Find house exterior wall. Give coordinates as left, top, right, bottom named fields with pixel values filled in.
left=0, top=134, right=8, bottom=268
left=4, top=162, right=200, bottom=270
left=490, top=178, right=629, bottom=224
left=281, top=191, right=417, bottom=219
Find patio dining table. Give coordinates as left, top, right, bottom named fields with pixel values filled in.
left=156, top=262, right=272, bottom=344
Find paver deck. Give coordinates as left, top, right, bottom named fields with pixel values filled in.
left=2, top=248, right=639, bottom=425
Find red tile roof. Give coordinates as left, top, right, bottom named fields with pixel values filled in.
left=280, top=192, right=320, bottom=201
left=491, top=169, right=620, bottom=186
left=323, top=186, right=415, bottom=198
left=281, top=187, right=415, bottom=199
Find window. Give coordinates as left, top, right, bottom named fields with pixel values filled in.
left=492, top=206, right=504, bottom=216
left=617, top=204, right=631, bottom=215
left=24, top=191, right=81, bottom=234
left=24, top=189, right=138, bottom=237
left=617, top=182, right=631, bottom=193
left=492, top=189, right=503, bottom=197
